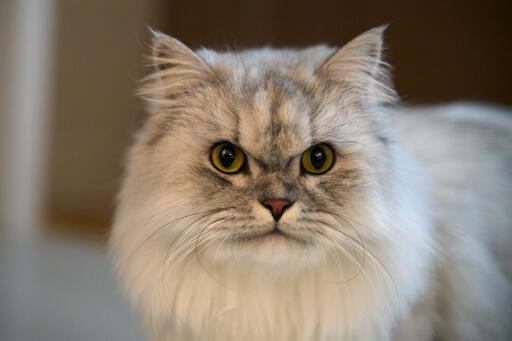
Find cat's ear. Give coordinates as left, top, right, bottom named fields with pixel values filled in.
left=320, top=25, right=397, bottom=105
left=150, top=30, right=208, bottom=75
left=138, top=30, right=212, bottom=105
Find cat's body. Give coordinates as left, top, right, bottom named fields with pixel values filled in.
left=392, top=103, right=512, bottom=340
left=110, top=28, right=512, bottom=340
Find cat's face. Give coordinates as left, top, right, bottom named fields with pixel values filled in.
left=115, top=27, right=397, bottom=272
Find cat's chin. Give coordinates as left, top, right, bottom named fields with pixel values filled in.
left=197, top=230, right=323, bottom=271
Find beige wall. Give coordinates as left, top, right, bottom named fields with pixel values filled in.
left=0, top=0, right=14, bottom=226
left=1, top=0, right=56, bottom=236
left=47, top=0, right=167, bottom=231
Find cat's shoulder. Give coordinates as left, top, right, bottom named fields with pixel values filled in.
left=391, top=101, right=512, bottom=137
left=390, top=102, right=512, bottom=160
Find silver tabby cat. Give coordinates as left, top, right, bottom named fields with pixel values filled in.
left=110, top=27, right=512, bottom=340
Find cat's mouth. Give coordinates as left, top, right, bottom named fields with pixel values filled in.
left=252, top=227, right=287, bottom=239
left=235, top=225, right=306, bottom=244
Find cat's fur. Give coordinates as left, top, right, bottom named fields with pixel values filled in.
left=109, top=27, right=512, bottom=340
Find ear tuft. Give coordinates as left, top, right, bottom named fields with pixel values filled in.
left=321, top=25, right=397, bottom=105
left=138, top=30, right=211, bottom=107
left=150, top=32, right=206, bottom=73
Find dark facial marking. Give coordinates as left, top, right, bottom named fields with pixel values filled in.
left=146, top=130, right=165, bottom=147
left=193, top=166, right=232, bottom=187
left=145, top=115, right=173, bottom=147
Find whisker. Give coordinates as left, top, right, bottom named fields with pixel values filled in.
left=303, top=213, right=367, bottom=281
left=318, top=216, right=367, bottom=279
left=193, top=218, right=255, bottom=292
left=305, top=209, right=403, bottom=324
left=171, top=217, right=231, bottom=269
left=116, top=206, right=234, bottom=271
left=330, top=213, right=404, bottom=324
left=159, top=212, right=234, bottom=325
left=162, top=212, right=234, bottom=276
left=310, top=226, right=367, bottom=284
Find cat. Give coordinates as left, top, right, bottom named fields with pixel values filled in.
left=109, top=26, right=512, bottom=340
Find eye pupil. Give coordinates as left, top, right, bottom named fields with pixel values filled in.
left=219, top=146, right=235, bottom=167
left=310, top=147, right=326, bottom=169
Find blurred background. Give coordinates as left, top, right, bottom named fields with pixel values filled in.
left=0, top=0, right=510, bottom=340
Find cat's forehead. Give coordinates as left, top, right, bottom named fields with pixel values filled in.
left=197, top=45, right=335, bottom=76
left=236, top=75, right=312, bottom=165
left=197, top=47, right=339, bottom=165
left=211, top=73, right=315, bottom=169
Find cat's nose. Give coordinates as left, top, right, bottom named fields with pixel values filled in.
left=261, top=199, right=293, bottom=221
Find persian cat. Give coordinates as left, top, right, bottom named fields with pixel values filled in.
left=110, top=27, right=512, bottom=340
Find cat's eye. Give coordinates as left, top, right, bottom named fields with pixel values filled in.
left=211, top=142, right=245, bottom=174
left=301, top=144, right=335, bottom=174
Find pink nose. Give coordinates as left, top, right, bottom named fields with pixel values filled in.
left=261, top=199, right=293, bottom=221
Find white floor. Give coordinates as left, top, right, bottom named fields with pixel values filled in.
left=0, top=233, right=145, bottom=341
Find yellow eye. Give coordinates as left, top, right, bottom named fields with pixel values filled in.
left=301, top=144, right=335, bottom=174
left=211, top=143, right=245, bottom=174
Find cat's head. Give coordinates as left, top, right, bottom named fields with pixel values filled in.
left=113, top=27, right=400, bottom=273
